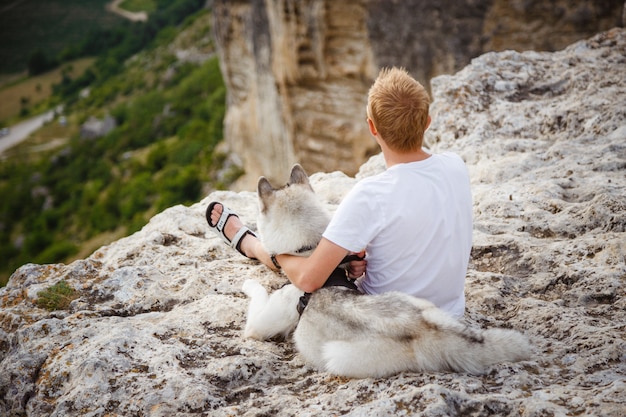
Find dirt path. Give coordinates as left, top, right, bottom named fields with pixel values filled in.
left=106, top=0, right=148, bottom=22
left=0, top=111, right=54, bottom=156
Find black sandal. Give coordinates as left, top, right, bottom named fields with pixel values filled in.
left=206, top=201, right=257, bottom=259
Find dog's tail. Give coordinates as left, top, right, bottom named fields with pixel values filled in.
left=411, top=309, right=532, bottom=374
left=435, top=326, right=531, bottom=374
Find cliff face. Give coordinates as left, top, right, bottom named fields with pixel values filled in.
left=212, top=0, right=376, bottom=189
left=212, top=0, right=624, bottom=189
left=1, top=29, right=625, bottom=416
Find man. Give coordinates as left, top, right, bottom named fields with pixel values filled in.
left=207, top=66, right=472, bottom=318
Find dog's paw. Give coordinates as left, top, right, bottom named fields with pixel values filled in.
left=242, top=279, right=263, bottom=297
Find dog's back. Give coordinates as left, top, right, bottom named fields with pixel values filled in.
left=296, top=287, right=531, bottom=378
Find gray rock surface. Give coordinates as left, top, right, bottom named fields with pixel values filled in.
left=1, top=29, right=625, bottom=416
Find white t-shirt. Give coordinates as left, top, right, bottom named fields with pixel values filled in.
left=323, top=152, right=473, bottom=318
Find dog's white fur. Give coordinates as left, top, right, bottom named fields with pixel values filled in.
left=242, top=164, right=531, bottom=378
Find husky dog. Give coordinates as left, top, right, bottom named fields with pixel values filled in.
left=242, top=164, right=531, bottom=378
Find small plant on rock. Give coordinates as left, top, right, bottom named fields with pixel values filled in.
left=36, top=280, right=78, bottom=311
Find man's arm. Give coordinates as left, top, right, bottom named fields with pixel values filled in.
left=276, top=238, right=350, bottom=293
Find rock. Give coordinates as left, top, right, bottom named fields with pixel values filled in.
left=1, top=29, right=625, bottom=416
left=79, top=115, right=117, bottom=140
left=212, top=0, right=623, bottom=189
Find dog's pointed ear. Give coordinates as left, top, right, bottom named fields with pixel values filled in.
left=289, top=164, right=312, bottom=189
left=257, top=176, right=274, bottom=212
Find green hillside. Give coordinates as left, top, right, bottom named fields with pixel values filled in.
left=0, top=4, right=241, bottom=285
left=0, top=0, right=124, bottom=75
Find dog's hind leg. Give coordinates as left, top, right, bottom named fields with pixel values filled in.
left=242, top=280, right=301, bottom=340
left=321, top=339, right=413, bottom=378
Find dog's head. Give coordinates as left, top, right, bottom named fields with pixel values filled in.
left=257, top=164, right=331, bottom=256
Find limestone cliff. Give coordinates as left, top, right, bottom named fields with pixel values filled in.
left=212, top=0, right=623, bottom=189
left=212, top=0, right=377, bottom=189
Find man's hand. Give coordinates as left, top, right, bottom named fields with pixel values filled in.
left=347, top=250, right=367, bottom=279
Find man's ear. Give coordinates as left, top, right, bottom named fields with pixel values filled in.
left=367, top=118, right=378, bottom=136
left=425, top=115, right=432, bottom=131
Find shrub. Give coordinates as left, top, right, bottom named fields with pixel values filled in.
left=35, top=241, right=78, bottom=265
left=28, top=49, right=57, bottom=76
left=36, top=280, right=78, bottom=311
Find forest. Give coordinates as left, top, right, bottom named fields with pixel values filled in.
left=0, top=0, right=240, bottom=285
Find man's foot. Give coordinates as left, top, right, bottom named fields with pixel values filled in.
left=206, top=201, right=257, bottom=259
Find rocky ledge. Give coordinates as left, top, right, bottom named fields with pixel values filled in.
left=1, top=29, right=625, bottom=416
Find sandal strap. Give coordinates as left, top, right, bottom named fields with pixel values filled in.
left=216, top=207, right=237, bottom=234
left=230, top=225, right=252, bottom=249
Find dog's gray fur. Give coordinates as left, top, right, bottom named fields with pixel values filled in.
left=242, top=164, right=531, bottom=378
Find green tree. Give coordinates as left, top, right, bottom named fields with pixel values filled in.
left=28, top=49, right=56, bottom=75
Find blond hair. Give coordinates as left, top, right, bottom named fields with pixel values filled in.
left=367, top=67, right=431, bottom=152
